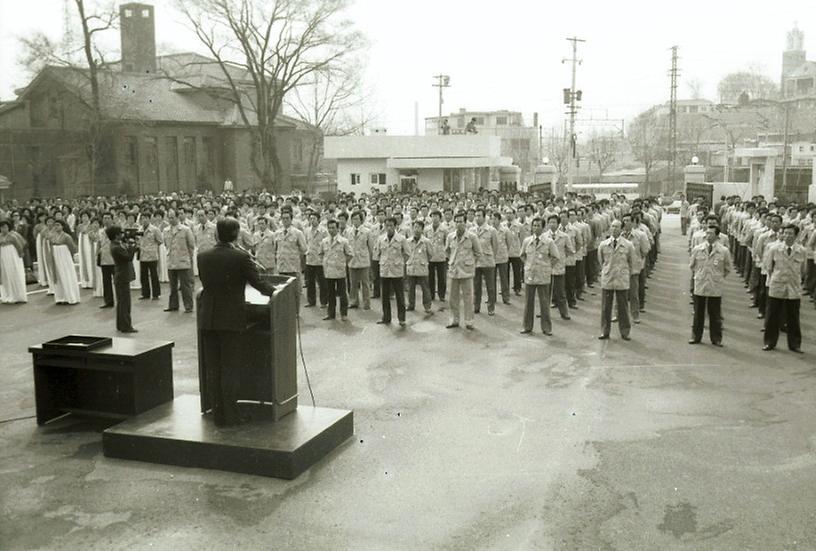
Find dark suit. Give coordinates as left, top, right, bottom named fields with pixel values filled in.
left=110, top=240, right=136, bottom=331
left=197, top=243, right=274, bottom=425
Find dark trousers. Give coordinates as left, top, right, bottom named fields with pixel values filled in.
left=638, top=270, right=647, bottom=308
left=765, top=298, right=801, bottom=350
left=428, top=261, right=447, bottom=300
left=101, top=265, right=115, bottom=306
left=168, top=268, right=193, bottom=311
left=495, top=262, right=510, bottom=302
left=326, top=277, right=348, bottom=318
left=380, top=277, right=405, bottom=322
left=757, top=277, right=768, bottom=315
left=691, top=294, right=722, bottom=343
left=575, top=259, right=585, bottom=298
left=565, top=265, right=577, bottom=307
left=114, top=277, right=133, bottom=331
left=551, top=274, right=569, bottom=318
left=200, top=330, right=243, bottom=426
left=806, top=259, right=816, bottom=297
left=474, top=266, right=496, bottom=312
left=601, top=288, right=630, bottom=337
left=139, top=260, right=160, bottom=298
left=742, top=250, right=753, bottom=284
left=305, top=264, right=327, bottom=306
left=585, top=250, right=597, bottom=285
left=406, top=275, right=432, bottom=310
left=681, top=216, right=689, bottom=235
left=509, top=257, right=524, bottom=293
left=523, top=284, right=552, bottom=333
left=371, top=260, right=381, bottom=298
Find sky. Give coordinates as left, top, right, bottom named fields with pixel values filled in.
left=0, top=0, right=812, bottom=136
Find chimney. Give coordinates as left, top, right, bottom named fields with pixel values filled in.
left=120, top=3, right=156, bottom=74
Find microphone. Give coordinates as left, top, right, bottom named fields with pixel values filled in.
left=233, top=242, right=268, bottom=272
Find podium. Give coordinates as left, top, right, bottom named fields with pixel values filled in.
left=196, top=274, right=298, bottom=421
left=103, top=273, right=354, bottom=479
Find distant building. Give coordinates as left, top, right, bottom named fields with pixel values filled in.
left=0, top=2, right=320, bottom=200
left=781, top=24, right=816, bottom=106
left=324, top=135, right=514, bottom=194
left=654, top=99, right=716, bottom=117
left=425, top=108, right=539, bottom=186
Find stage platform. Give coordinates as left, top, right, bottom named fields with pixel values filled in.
left=102, top=394, right=353, bottom=479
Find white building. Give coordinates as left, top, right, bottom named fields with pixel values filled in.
left=323, top=135, right=514, bottom=194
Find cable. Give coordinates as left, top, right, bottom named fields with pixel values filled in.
left=0, top=414, right=36, bottom=425
left=296, top=311, right=316, bottom=407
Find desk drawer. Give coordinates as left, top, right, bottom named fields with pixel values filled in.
left=34, top=354, right=85, bottom=369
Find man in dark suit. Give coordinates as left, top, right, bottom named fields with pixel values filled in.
left=106, top=225, right=138, bottom=333
left=197, top=217, right=275, bottom=426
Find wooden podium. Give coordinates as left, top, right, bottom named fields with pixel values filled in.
left=196, top=274, right=299, bottom=422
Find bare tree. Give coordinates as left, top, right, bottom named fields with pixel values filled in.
left=545, top=131, right=570, bottom=185
left=628, top=109, right=664, bottom=191
left=285, top=59, right=376, bottom=192
left=18, top=0, right=118, bottom=195
left=717, top=70, right=779, bottom=104
left=176, top=0, right=363, bottom=192
left=685, top=77, right=705, bottom=100
left=586, top=132, right=618, bottom=180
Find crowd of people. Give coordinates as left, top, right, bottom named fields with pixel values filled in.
left=683, top=194, right=815, bottom=352
left=0, top=188, right=812, bottom=351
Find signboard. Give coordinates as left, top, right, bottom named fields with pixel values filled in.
left=685, top=182, right=712, bottom=207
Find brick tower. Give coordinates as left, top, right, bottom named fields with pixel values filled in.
left=120, top=3, right=156, bottom=74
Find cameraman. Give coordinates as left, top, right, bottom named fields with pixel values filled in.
left=107, top=225, right=139, bottom=333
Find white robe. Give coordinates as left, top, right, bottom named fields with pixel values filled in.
left=158, top=243, right=169, bottom=282
left=78, top=233, right=95, bottom=289
left=52, top=244, right=81, bottom=304
left=0, top=244, right=27, bottom=303
left=36, top=234, right=47, bottom=287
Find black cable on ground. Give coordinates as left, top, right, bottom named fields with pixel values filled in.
left=296, top=312, right=316, bottom=407
left=0, top=414, right=36, bottom=425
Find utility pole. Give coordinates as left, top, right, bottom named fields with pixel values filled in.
left=562, top=36, right=585, bottom=192
left=667, top=46, right=680, bottom=195
left=432, top=75, right=450, bottom=134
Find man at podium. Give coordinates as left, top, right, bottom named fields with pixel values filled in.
left=197, top=217, right=275, bottom=425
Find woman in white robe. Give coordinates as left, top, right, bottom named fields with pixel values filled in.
left=0, top=221, right=27, bottom=304
left=77, top=212, right=95, bottom=289
left=50, top=221, right=80, bottom=305
left=90, top=220, right=104, bottom=298
left=154, top=213, right=170, bottom=283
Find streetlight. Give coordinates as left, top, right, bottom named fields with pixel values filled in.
left=432, top=75, right=451, bottom=134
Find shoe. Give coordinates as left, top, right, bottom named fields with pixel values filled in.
left=712, top=342, right=723, bottom=347
left=569, top=304, right=578, bottom=309
left=184, top=309, right=193, bottom=313
left=790, top=348, right=804, bottom=354
left=757, top=314, right=764, bottom=319
left=120, top=328, right=139, bottom=333
left=514, top=291, right=522, bottom=296
left=762, top=345, right=774, bottom=351
left=163, top=308, right=178, bottom=312
left=598, top=335, right=609, bottom=340
left=348, top=304, right=359, bottom=309
left=688, top=339, right=700, bottom=344
left=406, top=307, right=415, bottom=311
left=424, top=309, right=433, bottom=315
left=542, top=331, right=552, bottom=336
left=399, top=321, right=406, bottom=327
left=152, top=297, right=160, bottom=300
left=99, top=304, right=113, bottom=309
left=621, top=335, right=631, bottom=341
left=612, top=317, right=618, bottom=322
left=465, top=324, right=474, bottom=330
left=577, top=297, right=586, bottom=301
left=376, top=319, right=391, bottom=325
left=474, top=309, right=480, bottom=314
left=520, top=329, right=532, bottom=334
left=446, top=323, right=459, bottom=329
left=304, top=303, right=316, bottom=308
left=561, top=315, right=571, bottom=321
left=363, top=306, right=371, bottom=311
left=502, top=300, right=511, bottom=305
left=323, top=316, right=335, bottom=321
left=639, top=308, right=646, bottom=313
left=634, top=319, right=641, bottom=324
left=138, top=297, right=149, bottom=301
left=488, top=310, right=495, bottom=316
left=341, top=315, right=348, bottom=321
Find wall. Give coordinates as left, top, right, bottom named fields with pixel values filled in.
left=336, top=158, right=395, bottom=194
left=418, top=168, right=443, bottom=191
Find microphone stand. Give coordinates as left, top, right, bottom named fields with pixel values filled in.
left=233, top=242, right=268, bottom=272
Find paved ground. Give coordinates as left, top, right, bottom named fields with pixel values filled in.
left=1, top=215, right=815, bottom=550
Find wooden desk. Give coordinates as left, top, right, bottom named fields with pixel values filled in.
left=29, top=338, right=174, bottom=425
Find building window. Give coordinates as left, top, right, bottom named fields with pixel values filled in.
left=370, top=173, right=379, bottom=185
left=495, top=116, right=507, bottom=126
left=350, top=173, right=361, bottom=186
left=369, top=173, right=385, bottom=185
left=810, top=145, right=815, bottom=152
left=474, top=117, right=485, bottom=125
left=124, top=136, right=138, bottom=165
left=124, top=8, right=132, bottom=17
left=142, top=9, right=150, bottom=17
left=799, top=146, right=805, bottom=152
left=377, top=173, right=386, bottom=185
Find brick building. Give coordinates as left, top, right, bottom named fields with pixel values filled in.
left=0, top=2, right=321, bottom=200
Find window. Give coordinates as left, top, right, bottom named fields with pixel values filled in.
left=369, top=173, right=386, bottom=185
left=810, top=145, right=815, bottom=152
left=350, top=173, right=361, bottom=186
left=474, top=117, right=485, bottom=125
left=142, top=9, right=150, bottom=17
left=124, top=8, right=132, bottom=17
left=495, top=116, right=507, bottom=126
left=370, top=173, right=379, bottom=185
left=124, top=136, right=138, bottom=165
left=377, top=173, right=386, bottom=185
left=799, top=146, right=805, bottom=152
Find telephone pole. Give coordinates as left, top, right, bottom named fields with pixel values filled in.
left=563, top=36, right=585, bottom=192
left=667, top=46, right=680, bottom=194
left=432, top=75, right=451, bottom=134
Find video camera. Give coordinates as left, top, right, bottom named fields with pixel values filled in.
left=122, top=227, right=143, bottom=245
